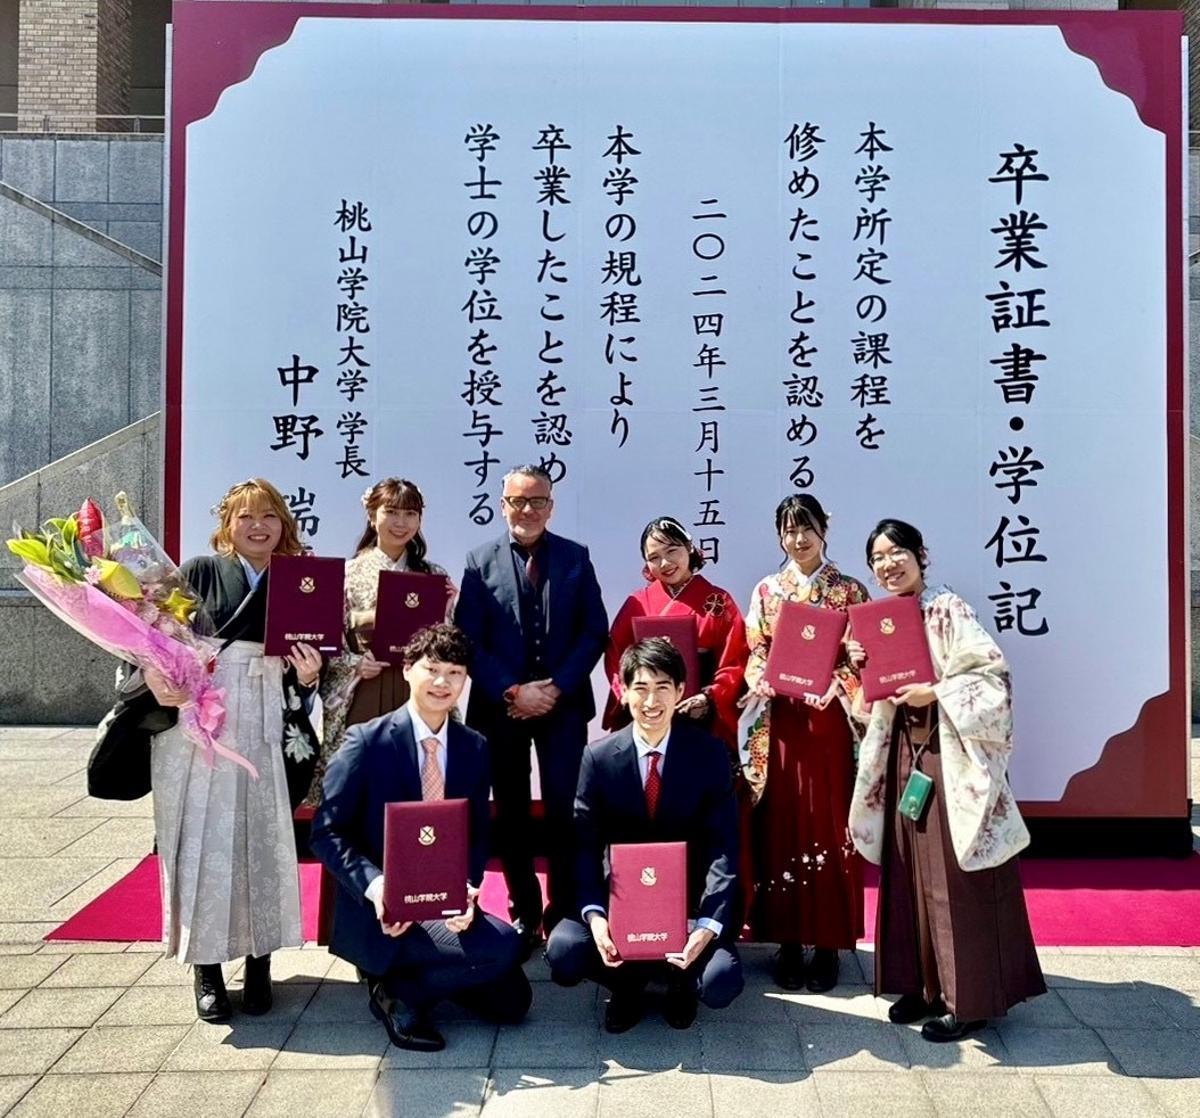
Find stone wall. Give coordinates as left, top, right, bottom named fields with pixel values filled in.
left=0, top=415, right=159, bottom=723
left=0, top=184, right=161, bottom=486
left=0, top=134, right=162, bottom=258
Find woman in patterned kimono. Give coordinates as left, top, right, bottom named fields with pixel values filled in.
left=603, top=516, right=748, bottom=746
left=142, top=479, right=320, bottom=1022
left=743, top=494, right=868, bottom=993
left=309, top=478, right=453, bottom=803
left=848, top=519, right=1044, bottom=1041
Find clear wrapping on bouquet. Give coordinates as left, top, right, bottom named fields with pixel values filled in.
left=7, top=494, right=256, bottom=776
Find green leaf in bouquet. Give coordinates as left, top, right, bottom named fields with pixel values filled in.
left=60, top=517, right=78, bottom=546
left=5, top=537, right=52, bottom=568
left=47, top=549, right=80, bottom=581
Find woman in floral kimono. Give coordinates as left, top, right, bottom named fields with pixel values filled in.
left=847, top=518, right=1044, bottom=1042
left=603, top=516, right=748, bottom=746
left=143, top=479, right=320, bottom=1022
left=309, top=478, right=453, bottom=804
left=743, top=494, right=868, bottom=993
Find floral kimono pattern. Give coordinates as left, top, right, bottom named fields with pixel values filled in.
left=848, top=585, right=1031, bottom=872
left=739, top=561, right=869, bottom=802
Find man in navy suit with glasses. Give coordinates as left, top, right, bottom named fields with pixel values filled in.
left=454, top=464, right=609, bottom=952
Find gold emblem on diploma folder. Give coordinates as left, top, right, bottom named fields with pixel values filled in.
left=801, top=625, right=816, bottom=641
left=640, top=867, right=657, bottom=887
left=418, top=826, right=436, bottom=847
left=405, top=592, right=420, bottom=608
left=880, top=617, right=895, bottom=635
left=299, top=577, right=315, bottom=594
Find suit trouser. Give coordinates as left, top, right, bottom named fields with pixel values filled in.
left=488, top=705, right=588, bottom=928
left=545, top=917, right=744, bottom=1010
left=376, top=912, right=532, bottom=1020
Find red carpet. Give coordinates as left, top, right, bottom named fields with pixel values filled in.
left=45, top=855, right=543, bottom=944
left=47, top=854, right=1200, bottom=948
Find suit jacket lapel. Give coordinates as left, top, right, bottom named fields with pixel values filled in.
left=445, top=722, right=468, bottom=800
left=541, top=532, right=561, bottom=636
left=389, top=708, right=422, bottom=801
left=657, top=730, right=690, bottom=823
left=494, top=537, right=523, bottom=631
left=614, top=730, right=647, bottom=821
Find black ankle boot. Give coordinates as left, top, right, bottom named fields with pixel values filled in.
left=805, top=948, right=839, bottom=993
left=193, top=964, right=232, bottom=1022
left=773, top=944, right=807, bottom=991
left=241, top=953, right=273, bottom=1016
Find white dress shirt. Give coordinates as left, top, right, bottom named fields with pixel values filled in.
left=364, top=703, right=450, bottom=905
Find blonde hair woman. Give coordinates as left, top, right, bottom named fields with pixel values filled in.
left=143, top=479, right=321, bottom=1021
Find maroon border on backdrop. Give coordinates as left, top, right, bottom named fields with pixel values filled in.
left=165, top=3, right=1186, bottom=818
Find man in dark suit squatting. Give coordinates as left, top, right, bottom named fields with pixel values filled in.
left=311, top=623, right=532, bottom=1052
left=454, top=464, right=608, bottom=949
left=545, top=638, right=744, bottom=1032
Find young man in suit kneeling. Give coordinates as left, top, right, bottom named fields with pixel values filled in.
left=545, top=638, right=744, bottom=1032
left=312, top=623, right=532, bottom=1051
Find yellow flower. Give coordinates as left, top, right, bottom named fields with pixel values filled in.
left=160, top=587, right=198, bottom=625
left=93, top=559, right=142, bottom=600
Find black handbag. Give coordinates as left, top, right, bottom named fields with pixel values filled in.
left=86, top=673, right=177, bottom=800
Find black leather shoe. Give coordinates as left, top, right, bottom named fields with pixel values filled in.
left=603, top=989, right=644, bottom=1034
left=368, top=985, right=445, bottom=1052
left=193, top=964, right=232, bottom=1023
left=773, top=945, right=806, bottom=991
left=805, top=949, right=839, bottom=993
left=921, top=1012, right=985, bottom=1042
left=888, top=994, right=945, bottom=1024
left=662, top=984, right=698, bottom=1030
left=241, top=953, right=273, bottom=1016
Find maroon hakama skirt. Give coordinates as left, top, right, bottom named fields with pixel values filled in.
left=752, top=696, right=863, bottom=948
left=875, top=708, right=1046, bottom=1020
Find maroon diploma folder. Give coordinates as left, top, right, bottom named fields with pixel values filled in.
left=631, top=615, right=700, bottom=697
left=381, top=799, right=469, bottom=923
left=371, top=571, right=449, bottom=660
left=608, top=841, right=687, bottom=960
left=764, top=600, right=847, bottom=700
left=263, top=554, right=345, bottom=656
left=848, top=595, right=937, bottom=702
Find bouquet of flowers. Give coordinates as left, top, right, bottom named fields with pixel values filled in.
left=6, top=493, right=256, bottom=775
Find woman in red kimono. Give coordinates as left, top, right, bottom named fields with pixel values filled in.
left=603, top=516, right=748, bottom=746
left=743, top=494, right=869, bottom=993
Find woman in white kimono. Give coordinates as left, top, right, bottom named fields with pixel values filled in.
left=143, top=479, right=321, bottom=1022
left=847, top=518, right=1044, bottom=1042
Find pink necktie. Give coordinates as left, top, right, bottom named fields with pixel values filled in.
left=645, top=751, right=662, bottom=819
left=421, top=737, right=444, bottom=801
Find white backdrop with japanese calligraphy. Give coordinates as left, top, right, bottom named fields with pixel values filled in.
left=177, top=16, right=1168, bottom=802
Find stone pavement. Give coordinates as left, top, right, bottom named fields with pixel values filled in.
left=0, top=727, right=1197, bottom=1118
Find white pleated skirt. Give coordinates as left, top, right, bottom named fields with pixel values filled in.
left=152, top=640, right=302, bottom=964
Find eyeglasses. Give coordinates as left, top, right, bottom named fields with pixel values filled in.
left=502, top=496, right=552, bottom=512
left=869, top=548, right=912, bottom=569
